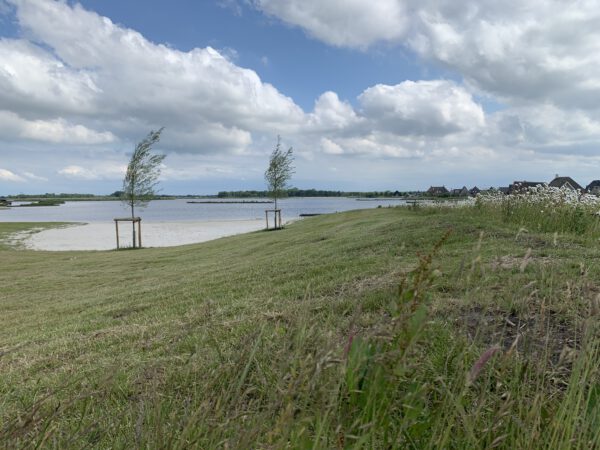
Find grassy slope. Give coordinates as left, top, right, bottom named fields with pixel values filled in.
left=0, top=207, right=598, bottom=448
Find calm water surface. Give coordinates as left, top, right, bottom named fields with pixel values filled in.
left=0, top=198, right=407, bottom=222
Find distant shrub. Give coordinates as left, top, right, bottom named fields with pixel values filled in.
left=476, top=185, right=600, bottom=235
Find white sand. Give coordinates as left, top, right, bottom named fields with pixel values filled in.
left=21, top=220, right=266, bottom=251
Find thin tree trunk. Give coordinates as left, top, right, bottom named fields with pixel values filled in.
left=274, top=197, right=278, bottom=228
left=131, top=203, right=136, bottom=248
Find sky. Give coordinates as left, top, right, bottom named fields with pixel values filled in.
left=1, top=0, right=600, bottom=195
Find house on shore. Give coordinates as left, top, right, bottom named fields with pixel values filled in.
left=469, top=186, right=480, bottom=196
left=427, top=186, right=449, bottom=196
left=548, top=176, right=583, bottom=191
left=0, top=197, right=11, bottom=206
left=586, top=180, right=600, bottom=195
left=508, top=181, right=545, bottom=194
left=451, top=186, right=469, bottom=197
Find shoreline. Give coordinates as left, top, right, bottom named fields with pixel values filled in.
left=187, top=200, right=273, bottom=204
left=18, top=219, right=267, bottom=251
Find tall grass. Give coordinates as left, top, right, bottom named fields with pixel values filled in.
left=1, top=208, right=599, bottom=448
left=475, top=186, right=600, bottom=235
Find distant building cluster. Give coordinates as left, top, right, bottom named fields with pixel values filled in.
left=426, top=185, right=480, bottom=197
left=426, top=176, right=600, bottom=197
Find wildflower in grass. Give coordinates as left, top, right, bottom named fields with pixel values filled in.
left=467, top=346, right=502, bottom=385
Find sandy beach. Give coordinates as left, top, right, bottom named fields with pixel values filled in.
left=19, top=220, right=266, bottom=251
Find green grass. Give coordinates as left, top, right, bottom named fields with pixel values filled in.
left=0, top=207, right=598, bottom=448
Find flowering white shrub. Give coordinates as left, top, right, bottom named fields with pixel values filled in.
left=405, top=185, right=599, bottom=234
left=475, top=184, right=600, bottom=234
left=476, top=184, right=600, bottom=212
left=405, top=197, right=476, bottom=208
left=432, top=197, right=477, bottom=208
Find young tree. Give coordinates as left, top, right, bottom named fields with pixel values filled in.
left=121, top=128, right=166, bottom=248
left=265, top=136, right=294, bottom=228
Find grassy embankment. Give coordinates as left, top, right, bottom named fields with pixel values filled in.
left=0, top=206, right=598, bottom=448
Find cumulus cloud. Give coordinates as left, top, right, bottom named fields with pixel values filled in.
left=0, top=111, right=115, bottom=144
left=297, top=81, right=483, bottom=163
left=0, top=168, right=25, bottom=182
left=320, top=137, right=344, bottom=155
left=58, top=163, right=125, bottom=180
left=487, top=105, right=600, bottom=155
left=303, top=80, right=486, bottom=160
left=358, top=80, right=485, bottom=136
left=0, top=38, right=100, bottom=117
left=1, top=0, right=492, bottom=165
left=322, top=135, right=419, bottom=159
left=58, top=165, right=96, bottom=180
left=246, top=0, right=600, bottom=175
left=161, top=164, right=235, bottom=181
left=308, top=92, right=363, bottom=133
left=2, top=0, right=304, bottom=155
left=22, top=171, right=47, bottom=181
left=4, top=0, right=598, bottom=192
left=254, top=0, right=600, bottom=113
left=409, top=0, right=600, bottom=109
left=254, top=0, right=408, bottom=49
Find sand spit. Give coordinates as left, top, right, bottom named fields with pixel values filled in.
left=21, top=220, right=266, bottom=251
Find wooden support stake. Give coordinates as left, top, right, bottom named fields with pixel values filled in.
left=114, top=217, right=142, bottom=249
left=138, top=219, right=142, bottom=248
left=265, top=209, right=283, bottom=230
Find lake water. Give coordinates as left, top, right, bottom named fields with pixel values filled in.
left=0, top=198, right=407, bottom=223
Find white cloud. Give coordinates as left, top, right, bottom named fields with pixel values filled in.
left=254, top=0, right=408, bottom=49
left=160, top=164, right=235, bottom=181
left=4, top=0, right=600, bottom=192
left=358, top=80, right=485, bottom=136
left=0, top=111, right=115, bottom=144
left=319, top=134, right=419, bottom=159
left=320, top=137, right=344, bottom=155
left=3, top=0, right=305, bottom=155
left=247, top=0, right=600, bottom=178
left=301, top=80, right=486, bottom=161
left=57, top=165, right=99, bottom=180
left=308, top=92, right=362, bottom=133
left=58, top=163, right=125, bottom=181
left=487, top=105, right=600, bottom=155
left=254, top=0, right=600, bottom=112
left=2, top=0, right=492, bottom=166
left=22, top=171, right=47, bottom=181
left=0, top=39, right=100, bottom=116
left=0, top=168, right=25, bottom=182
left=408, top=0, right=600, bottom=109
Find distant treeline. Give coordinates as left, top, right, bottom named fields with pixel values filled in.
left=9, top=193, right=98, bottom=199
left=5, top=189, right=423, bottom=200
left=6, top=192, right=180, bottom=201
left=217, top=188, right=415, bottom=198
